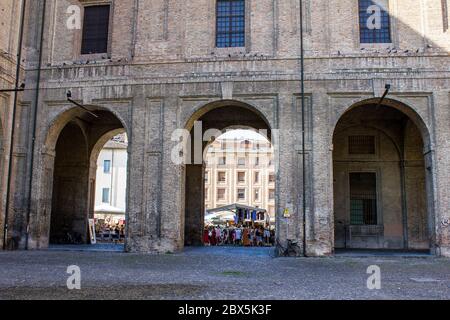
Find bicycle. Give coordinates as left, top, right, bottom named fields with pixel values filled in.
left=276, top=239, right=301, bottom=257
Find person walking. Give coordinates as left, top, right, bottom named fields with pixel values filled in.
left=235, top=227, right=242, bottom=246
left=203, top=227, right=210, bottom=246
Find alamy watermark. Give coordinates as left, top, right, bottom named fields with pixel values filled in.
left=366, top=265, right=381, bottom=290
left=170, top=122, right=280, bottom=172
left=66, top=265, right=81, bottom=290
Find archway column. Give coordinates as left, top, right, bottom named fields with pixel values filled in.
left=275, top=126, right=303, bottom=255
left=27, top=150, right=55, bottom=249
left=184, top=164, right=205, bottom=246
left=274, top=90, right=304, bottom=256
left=160, top=98, right=186, bottom=252
left=430, top=92, right=450, bottom=257
left=125, top=95, right=169, bottom=252
left=304, top=91, right=334, bottom=256
left=433, top=145, right=450, bottom=257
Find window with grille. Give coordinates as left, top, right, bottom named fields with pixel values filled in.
left=81, top=5, right=110, bottom=54
left=349, top=173, right=377, bottom=225
left=216, top=0, right=245, bottom=48
left=349, top=135, right=375, bottom=154
left=237, top=188, right=246, bottom=200
left=358, top=0, right=391, bottom=43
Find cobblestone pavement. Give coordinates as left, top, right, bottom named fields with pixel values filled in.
left=0, top=247, right=449, bottom=300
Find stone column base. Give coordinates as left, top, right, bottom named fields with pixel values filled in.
left=436, top=246, right=450, bottom=257
left=125, top=236, right=183, bottom=254
left=305, top=241, right=333, bottom=257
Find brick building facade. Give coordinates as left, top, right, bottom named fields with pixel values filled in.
left=1, top=0, right=450, bottom=256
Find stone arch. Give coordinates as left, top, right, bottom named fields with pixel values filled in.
left=331, top=97, right=432, bottom=151
left=331, top=98, right=435, bottom=252
left=43, top=105, right=130, bottom=153
left=184, top=99, right=273, bottom=133
left=30, top=105, right=129, bottom=248
left=181, top=100, right=276, bottom=247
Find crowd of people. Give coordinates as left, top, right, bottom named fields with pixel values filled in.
left=203, top=225, right=275, bottom=247
left=95, top=219, right=126, bottom=243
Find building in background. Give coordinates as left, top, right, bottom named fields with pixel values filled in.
left=204, top=131, right=275, bottom=222
left=94, top=133, right=128, bottom=224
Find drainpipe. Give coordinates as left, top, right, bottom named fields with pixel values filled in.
left=299, top=0, right=307, bottom=256
left=25, top=0, right=47, bottom=250
left=3, top=0, right=27, bottom=250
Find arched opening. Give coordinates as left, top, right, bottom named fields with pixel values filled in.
left=333, top=101, right=433, bottom=252
left=47, top=108, right=128, bottom=249
left=49, top=120, right=89, bottom=244
left=91, top=132, right=128, bottom=246
left=183, top=102, right=276, bottom=249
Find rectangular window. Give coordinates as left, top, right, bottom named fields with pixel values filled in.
left=81, top=5, right=110, bottom=54
left=268, top=173, right=275, bottom=183
left=217, top=188, right=226, bottom=200
left=238, top=158, right=246, bottom=166
left=205, top=188, right=209, bottom=200
left=254, top=171, right=260, bottom=183
left=254, top=188, right=260, bottom=201
left=254, top=157, right=260, bottom=166
left=269, top=189, right=275, bottom=200
left=205, top=171, right=209, bottom=183
left=240, top=140, right=251, bottom=149
left=219, top=156, right=226, bottom=165
left=349, top=135, right=376, bottom=155
left=349, top=173, right=377, bottom=225
left=237, top=188, right=246, bottom=200
left=218, top=172, right=226, bottom=183
left=216, top=0, right=245, bottom=48
left=102, top=188, right=110, bottom=203
left=103, top=160, right=111, bottom=174
left=238, top=172, right=246, bottom=183
left=358, top=0, right=391, bottom=43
